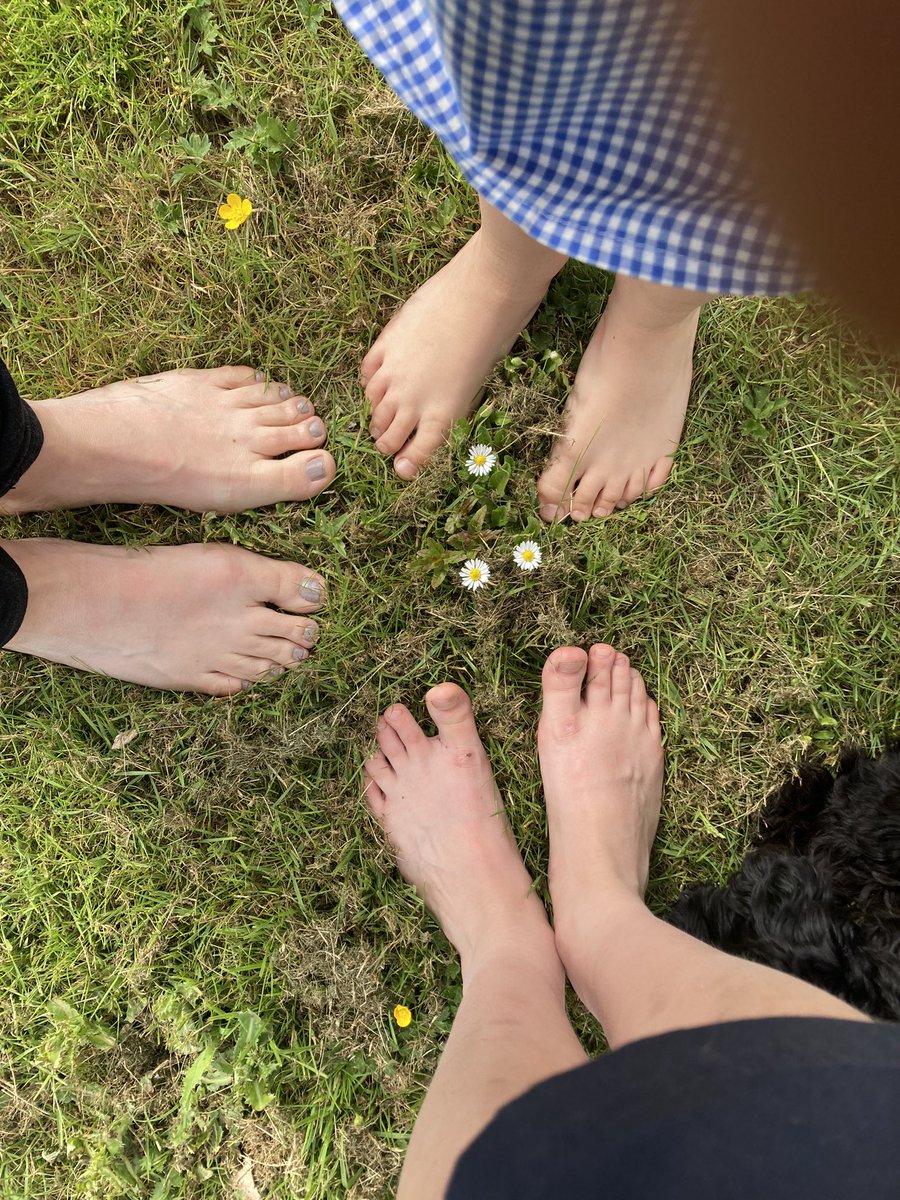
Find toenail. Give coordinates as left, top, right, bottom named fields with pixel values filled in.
left=255, top=370, right=264, bottom=382
left=308, top=419, right=324, bottom=438
left=540, top=505, right=557, bottom=522
left=291, top=646, right=308, bottom=662
left=265, top=666, right=285, bottom=681
left=395, top=457, right=414, bottom=476
left=558, top=659, right=585, bottom=674
left=296, top=397, right=311, bottom=415
left=299, top=578, right=323, bottom=603
left=279, top=385, right=291, bottom=400
left=306, top=457, right=326, bottom=481
left=302, top=624, right=318, bottom=645
left=240, top=679, right=252, bottom=690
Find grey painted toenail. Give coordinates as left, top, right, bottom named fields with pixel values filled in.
left=240, top=679, right=252, bottom=690
left=255, top=370, right=264, bottom=382
left=302, top=625, right=318, bottom=645
left=296, top=398, right=311, bottom=414
left=299, top=578, right=323, bottom=603
left=308, top=419, right=325, bottom=438
left=306, top=457, right=326, bottom=481
left=279, top=385, right=291, bottom=400
left=292, top=646, right=308, bottom=661
left=265, top=666, right=285, bottom=681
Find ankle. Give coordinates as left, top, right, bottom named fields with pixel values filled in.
left=553, top=888, right=648, bottom=968
left=608, top=274, right=711, bottom=333
left=458, top=906, right=562, bottom=987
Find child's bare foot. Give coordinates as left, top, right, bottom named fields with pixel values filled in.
left=363, top=683, right=550, bottom=965
left=536, top=276, right=710, bottom=521
left=2, top=539, right=325, bottom=694
left=362, top=222, right=563, bottom=481
left=0, top=366, right=336, bottom=514
left=537, top=644, right=664, bottom=941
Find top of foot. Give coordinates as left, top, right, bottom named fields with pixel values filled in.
left=363, top=683, right=547, bottom=963
left=1, top=365, right=336, bottom=514
left=536, top=276, right=702, bottom=522
left=538, top=644, right=664, bottom=913
left=362, top=227, right=558, bottom=480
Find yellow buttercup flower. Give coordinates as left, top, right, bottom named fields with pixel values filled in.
left=218, top=192, right=253, bottom=230
left=393, top=1004, right=412, bottom=1028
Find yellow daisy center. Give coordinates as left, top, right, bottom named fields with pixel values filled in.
left=469, top=568, right=482, bottom=580
left=522, top=549, right=535, bottom=562
left=474, top=454, right=486, bottom=465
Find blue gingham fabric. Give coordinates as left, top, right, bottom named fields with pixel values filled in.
left=334, top=0, right=811, bottom=295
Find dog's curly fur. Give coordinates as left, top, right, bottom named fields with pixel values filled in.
left=666, top=748, right=900, bottom=1020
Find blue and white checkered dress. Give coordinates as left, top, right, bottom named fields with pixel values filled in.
left=335, top=0, right=810, bottom=295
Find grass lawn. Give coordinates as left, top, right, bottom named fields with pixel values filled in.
left=1, top=2, right=897, bottom=1196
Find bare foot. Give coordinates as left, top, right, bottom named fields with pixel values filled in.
left=363, top=683, right=550, bottom=964
left=362, top=228, right=561, bottom=480
left=536, top=277, right=708, bottom=521
left=2, top=539, right=325, bottom=694
left=0, top=366, right=336, bottom=514
left=538, top=644, right=664, bottom=936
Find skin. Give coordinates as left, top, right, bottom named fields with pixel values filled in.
left=2, top=365, right=334, bottom=694
left=364, top=645, right=868, bottom=1200
left=363, top=197, right=710, bottom=522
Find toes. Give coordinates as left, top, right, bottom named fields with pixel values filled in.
left=224, top=654, right=286, bottom=683
left=374, top=410, right=417, bottom=458
left=201, top=365, right=260, bottom=390
left=369, top=398, right=396, bottom=442
left=256, top=396, right=315, bottom=426
left=394, top=418, right=448, bottom=480
left=569, top=471, right=607, bottom=522
left=585, top=643, right=617, bottom=703
left=257, top=608, right=320, bottom=648
left=536, top=451, right=580, bottom=522
left=619, top=469, right=649, bottom=507
left=645, top=696, right=662, bottom=736
left=360, top=345, right=385, bottom=388
left=254, top=416, right=327, bottom=456
left=231, top=380, right=295, bottom=407
left=541, top=647, right=589, bottom=715
left=424, top=683, right=480, bottom=751
left=610, top=652, right=632, bottom=704
left=257, top=449, right=336, bottom=504
left=364, top=371, right=390, bottom=407
left=263, top=562, right=327, bottom=613
left=383, top=703, right=428, bottom=754
left=646, top=456, right=673, bottom=493
left=376, top=716, right=408, bottom=766
left=363, top=768, right=386, bottom=819
left=202, top=672, right=245, bottom=697
left=249, top=636, right=311, bottom=667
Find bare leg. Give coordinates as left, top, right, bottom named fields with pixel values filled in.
left=363, top=686, right=586, bottom=1200
left=539, top=644, right=870, bottom=1049
left=362, top=197, right=566, bottom=479
left=536, top=276, right=717, bottom=521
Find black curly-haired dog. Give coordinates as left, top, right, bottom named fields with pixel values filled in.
left=666, top=748, right=900, bottom=1021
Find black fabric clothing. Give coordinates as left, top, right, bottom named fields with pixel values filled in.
left=0, top=358, right=42, bottom=645
left=448, top=1017, right=900, bottom=1200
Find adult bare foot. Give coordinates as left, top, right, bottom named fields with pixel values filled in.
left=362, top=206, right=564, bottom=481
left=536, top=276, right=711, bottom=521
left=537, top=644, right=664, bottom=945
left=0, top=366, right=336, bottom=514
left=363, top=683, right=551, bottom=965
left=2, top=539, right=325, bottom=694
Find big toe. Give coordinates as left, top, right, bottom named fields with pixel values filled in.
left=541, top=647, right=588, bottom=717
left=425, top=683, right=480, bottom=751
left=261, top=449, right=336, bottom=503
left=536, top=454, right=579, bottom=522
left=394, top=418, right=448, bottom=480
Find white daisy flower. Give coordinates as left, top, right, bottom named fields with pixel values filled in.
left=466, top=443, right=497, bottom=477
left=459, top=558, right=491, bottom=591
left=513, top=540, right=542, bottom=571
